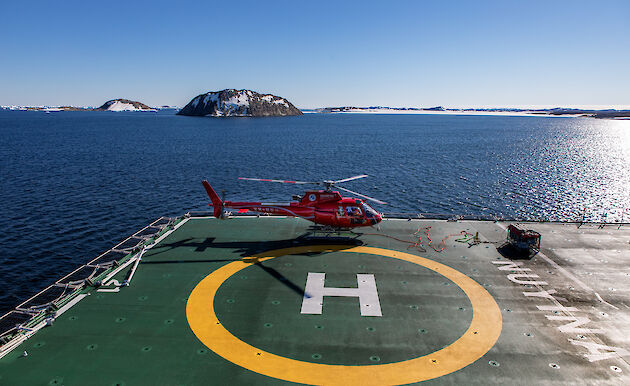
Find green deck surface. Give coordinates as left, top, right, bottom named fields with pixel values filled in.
left=1, top=217, right=628, bottom=385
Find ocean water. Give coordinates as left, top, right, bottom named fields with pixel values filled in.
left=1, top=110, right=629, bottom=314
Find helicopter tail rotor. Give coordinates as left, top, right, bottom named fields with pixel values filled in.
left=202, top=180, right=224, bottom=218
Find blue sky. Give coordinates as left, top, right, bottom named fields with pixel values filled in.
left=1, top=0, right=628, bottom=108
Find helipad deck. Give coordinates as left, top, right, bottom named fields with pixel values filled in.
left=1, top=217, right=628, bottom=385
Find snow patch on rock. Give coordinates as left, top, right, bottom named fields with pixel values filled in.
left=107, top=101, right=139, bottom=111
left=98, top=99, right=155, bottom=112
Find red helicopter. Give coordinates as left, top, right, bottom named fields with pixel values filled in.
left=202, top=175, right=385, bottom=228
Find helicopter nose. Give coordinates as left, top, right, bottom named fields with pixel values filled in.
left=371, top=213, right=383, bottom=225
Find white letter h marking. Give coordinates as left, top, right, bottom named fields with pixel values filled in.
left=300, top=272, right=382, bottom=317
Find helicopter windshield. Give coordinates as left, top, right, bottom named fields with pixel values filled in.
left=361, top=203, right=379, bottom=218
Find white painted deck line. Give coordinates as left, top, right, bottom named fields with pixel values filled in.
left=494, top=222, right=618, bottom=310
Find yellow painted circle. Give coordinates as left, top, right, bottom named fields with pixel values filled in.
left=186, top=246, right=502, bottom=385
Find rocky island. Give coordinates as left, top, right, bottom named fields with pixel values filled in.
left=96, top=99, right=155, bottom=112
left=177, top=89, right=302, bottom=117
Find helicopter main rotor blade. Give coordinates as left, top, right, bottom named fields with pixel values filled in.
left=336, top=186, right=387, bottom=205
left=238, top=177, right=320, bottom=185
left=333, top=174, right=369, bottom=184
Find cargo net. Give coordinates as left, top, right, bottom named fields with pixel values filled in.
left=0, top=216, right=177, bottom=347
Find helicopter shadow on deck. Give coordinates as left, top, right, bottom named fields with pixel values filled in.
left=145, top=232, right=363, bottom=258
left=141, top=232, right=363, bottom=297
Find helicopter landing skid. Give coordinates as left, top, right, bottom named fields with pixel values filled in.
left=305, top=225, right=357, bottom=238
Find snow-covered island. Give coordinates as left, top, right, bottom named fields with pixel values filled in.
left=96, top=99, right=156, bottom=112
left=177, top=89, right=302, bottom=117
left=310, top=106, right=630, bottom=119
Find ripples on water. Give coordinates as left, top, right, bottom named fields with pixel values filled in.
left=1, top=111, right=629, bottom=313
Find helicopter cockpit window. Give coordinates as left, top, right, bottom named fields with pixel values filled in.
left=338, top=207, right=345, bottom=216
left=361, top=203, right=378, bottom=218
left=345, top=206, right=361, bottom=216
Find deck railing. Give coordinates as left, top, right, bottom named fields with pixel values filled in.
left=186, top=210, right=630, bottom=226
left=0, top=216, right=186, bottom=355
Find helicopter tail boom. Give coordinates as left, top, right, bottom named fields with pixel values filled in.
left=202, top=180, right=223, bottom=218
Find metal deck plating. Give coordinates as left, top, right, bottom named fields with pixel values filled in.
left=0, top=216, right=628, bottom=385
